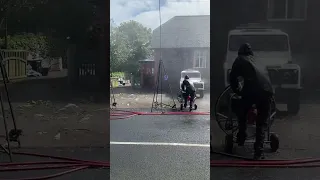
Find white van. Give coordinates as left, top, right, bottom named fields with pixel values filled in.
left=180, top=69, right=205, bottom=98
left=223, top=24, right=301, bottom=115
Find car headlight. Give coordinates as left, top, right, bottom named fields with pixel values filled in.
left=267, top=69, right=299, bottom=84
left=282, top=69, right=299, bottom=84
left=194, top=83, right=203, bottom=88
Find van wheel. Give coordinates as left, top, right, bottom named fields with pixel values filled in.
left=199, top=91, right=204, bottom=98
left=287, top=97, right=300, bottom=115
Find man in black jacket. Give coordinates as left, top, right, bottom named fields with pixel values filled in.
left=181, top=75, right=196, bottom=110
left=229, top=43, right=274, bottom=159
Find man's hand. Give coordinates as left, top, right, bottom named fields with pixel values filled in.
left=233, top=88, right=242, bottom=96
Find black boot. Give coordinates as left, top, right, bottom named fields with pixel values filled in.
left=253, top=151, right=265, bottom=160
left=253, top=142, right=265, bottom=160
left=236, top=132, right=247, bottom=146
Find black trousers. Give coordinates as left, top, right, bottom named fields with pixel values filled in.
left=233, top=95, right=271, bottom=153
left=183, top=91, right=196, bottom=108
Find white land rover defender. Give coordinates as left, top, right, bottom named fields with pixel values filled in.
left=180, top=69, right=205, bottom=98
left=223, top=24, right=301, bottom=115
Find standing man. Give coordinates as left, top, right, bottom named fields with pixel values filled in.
left=229, top=43, right=274, bottom=159
left=181, top=75, right=196, bottom=110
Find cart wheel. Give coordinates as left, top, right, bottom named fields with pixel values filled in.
left=194, top=104, right=198, bottom=110
left=180, top=104, right=183, bottom=111
left=224, top=135, right=234, bottom=153
left=270, top=133, right=279, bottom=152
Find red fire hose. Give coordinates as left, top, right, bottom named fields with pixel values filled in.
left=0, top=150, right=110, bottom=180
left=110, top=109, right=210, bottom=120
left=211, top=150, right=320, bottom=168
left=211, top=159, right=320, bottom=168
left=0, top=166, right=88, bottom=180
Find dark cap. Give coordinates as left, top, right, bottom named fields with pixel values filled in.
left=238, top=43, right=254, bottom=56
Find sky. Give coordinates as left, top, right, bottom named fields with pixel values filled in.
left=110, top=0, right=210, bottom=30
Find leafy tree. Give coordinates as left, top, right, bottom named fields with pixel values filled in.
left=110, top=22, right=130, bottom=72
left=0, top=33, right=66, bottom=59
left=1, top=0, right=99, bottom=58
left=110, top=20, right=152, bottom=75
left=0, top=0, right=49, bottom=48
left=2, top=0, right=95, bottom=42
left=4, top=34, right=48, bottom=57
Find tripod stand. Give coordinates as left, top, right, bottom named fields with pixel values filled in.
left=0, top=50, right=22, bottom=162
left=151, top=59, right=176, bottom=112
left=110, top=76, right=117, bottom=108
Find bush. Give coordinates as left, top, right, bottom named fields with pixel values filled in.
left=0, top=34, right=65, bottom=58
left=111, top=72, right=125, bottom=78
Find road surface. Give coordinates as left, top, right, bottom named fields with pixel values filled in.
left=110, top=109, right=210, bottom=180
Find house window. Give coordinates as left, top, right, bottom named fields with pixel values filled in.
left=268, top=0, right=307, bottom=20
left=193, top=50, right=206, bottom=68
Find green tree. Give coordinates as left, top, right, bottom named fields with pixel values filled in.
left=0, top=0, right=48, bottom=48
left=1, top=0, right=99, bottom=58
left=0, top=33, right=66, bottom=59
left=110, top=23, right=131, bottom=72
left=110, top=20, right=152, bottom=75
left=2, top=0, right=95, bottom=43
left=4, top=33, right=48, bottom=56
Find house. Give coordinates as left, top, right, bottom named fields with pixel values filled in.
left=211, top=0, right=319, bottom=89
left=151, top=15, right=210, bottom=91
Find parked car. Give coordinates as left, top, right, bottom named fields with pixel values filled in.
left=223, top=24, right=301, bottom=115
left=180, top=69, right=205, bottom=98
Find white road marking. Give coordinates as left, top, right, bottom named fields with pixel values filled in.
left=110, top=141, right=210, bottom=147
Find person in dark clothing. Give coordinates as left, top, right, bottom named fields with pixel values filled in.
left=181, top=75, right=196, bottom=110
left=229, top=43, right=274, bottom=159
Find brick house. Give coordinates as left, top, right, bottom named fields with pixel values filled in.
left=151, top=15, right=210, bottom=91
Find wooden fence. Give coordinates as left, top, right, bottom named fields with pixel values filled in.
left=0, top=49, right=29, bottom=80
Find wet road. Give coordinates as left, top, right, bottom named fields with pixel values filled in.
left=114, top=92, right=210, bottom=112
left=0, top=147, right=110, bottom=180
left=211, top=103, right=320, bottom=180
left=110, top=110, right=210, bottom=180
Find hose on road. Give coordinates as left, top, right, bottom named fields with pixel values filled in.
left=211, top=150, right=320, bottom=168
left=0, top=150, right=110, bottom=180
left=110, top=109, right=210, bottom=120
